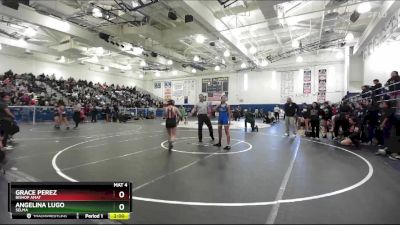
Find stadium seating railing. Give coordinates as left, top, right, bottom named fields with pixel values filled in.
left=9, top=106, right=165, bottom=124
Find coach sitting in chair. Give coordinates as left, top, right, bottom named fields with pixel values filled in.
left=244, top=109, right=258, bottom=132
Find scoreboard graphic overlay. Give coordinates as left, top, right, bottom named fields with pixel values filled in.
left=8, top=182, right=132, bottom=220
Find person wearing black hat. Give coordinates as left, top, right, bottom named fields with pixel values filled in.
left=164, top=99, right=182, bottom=151
left=0, top=92, right=16, bottom=150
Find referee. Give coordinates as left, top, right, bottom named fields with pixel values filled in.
left=191, top=94, right=215, bottom=142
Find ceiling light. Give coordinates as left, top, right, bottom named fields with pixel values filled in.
left=193, top=55, right=200, bottom=62
left=60, top=21, right=70, bottom=32
left=92, top=56, right=99, bottom=63
left=125, top=65, right=132, bottom=70
left=261, top=60, right=269, bottom=67
left=215, top=65, right=221, bottom=71
left=167, top=59, right=173, bottom=65
left=92, top=8, right=103, bottom=18
left=131, top=0, right=140, bottom=8
left=172, top=70, right=178, bottom=75
left=224, top=50, right=230, bottom=57
left=241, top=62, right=247, bottom=69
left=336, top=51, right=344, bottom=59
left=103, top=66, right=109, bottom=71
left=155, top=71, right=161, bottom=77
left=296, top=56, right=303, bottom=63
left=238, top=43, right=247, bottom=53
left=195, top=34, right=206, bottom=44
left=0, top=44, right=2, bottom=50
left=18, top=38, right=27, bottom=46
left=58, top=56, right=65, bottom=63
left=192, top=68, right=197, bottom=73
left=222, top=59, right=226, bottom=64
left=139, top=73, right=144, bottom=79
left=95, top=47, right=104, bottom=56
left=345, top=32, right=354, bottom=42
left=132, top=46, right=143, bottom=55
left=140, top=60, right=147, bottom=67
left=23, top=27, right=37, bottom=37
left=215, top=56, right=220, bottom=60
left=10, top=24, right=23, bottom=29
left=249, top=46, right=257, bottom=54
left=357, top=2, right=371, bottom=14
left=292, top=39, right=300, bottom=48
left=122, top=43, right=132, bottom=51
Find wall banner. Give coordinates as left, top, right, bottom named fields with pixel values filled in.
left=280, top=71, right=295, bottom=103
left=303, top=69, right=312, bottom=94
left=154, top=82, right=161, bottom=89
left=318, top=69, right=327, bottom=103
left=164, top=81, right=172, bottom=100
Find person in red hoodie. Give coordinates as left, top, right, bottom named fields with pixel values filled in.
left=29, top=96, right=36, bottom=106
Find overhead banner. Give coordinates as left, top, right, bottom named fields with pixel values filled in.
left=164, top=81, right=172, bottom=100
left=280, top=71, right=294, bottom=103
left=318, top=69, right=327, bottom=103
left=303, top=69, right=311, bottom=94
left=182, top=79, right=196, bottom=104
left=202, top=77, right=229, bottom=101
left=153, top=80, right=197, bottom=104
left=172, top=81, right=184, bottom=104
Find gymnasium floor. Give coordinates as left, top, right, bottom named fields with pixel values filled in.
left=1, top=119, right=400, bottom=224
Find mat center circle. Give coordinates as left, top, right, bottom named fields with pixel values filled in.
left=160, top=137, right=253, bottom=155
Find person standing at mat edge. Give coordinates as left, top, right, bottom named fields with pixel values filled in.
left=213, top=95, right=231, bottom=150
left=191, top=94, right=215, bottom=142
left=0, top=92, right=16, bottom=150
left=164, top=100, right=182, bottom=151
left=284, top=97, right=298, bottom=136
left=72, top=101, right=81, bottom=129
left=274, top=105, right=280, bottom=121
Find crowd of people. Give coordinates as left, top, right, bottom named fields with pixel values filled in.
left=1, top=68, right=399, bottom=160
left=37, top=74, right=163, bottom=109
left=0, top=70, right=164, bottom=151
left=0, top=70, right=163, bottom=109
left=282, top=71, right=400, bottom=160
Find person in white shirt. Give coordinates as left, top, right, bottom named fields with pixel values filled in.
left=191, top=94, right=215, bottom=142
left=72, top=101, right=82, bottom=129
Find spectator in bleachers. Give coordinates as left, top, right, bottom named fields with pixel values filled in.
left=371, top=79, right=382, bottom=99
left=386, top=71, right=400, bottom=95
left=361, top=85, right=371, bottom=99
